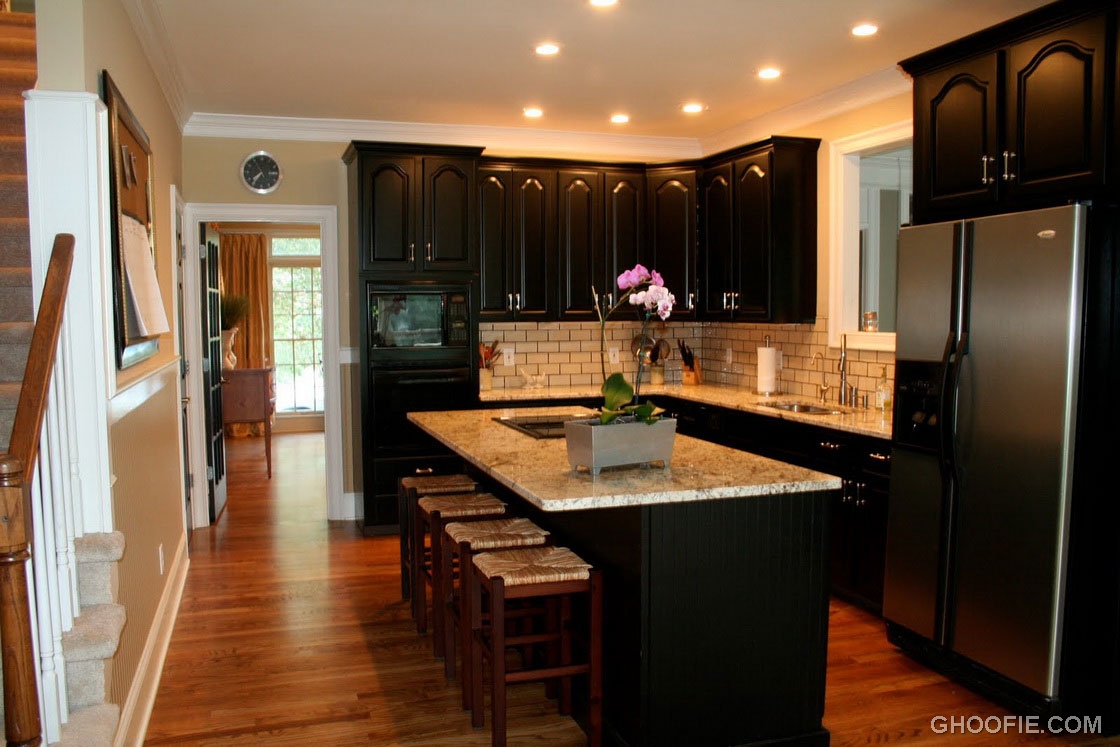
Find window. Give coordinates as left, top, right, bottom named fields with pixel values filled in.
left=270, top=236, right=323, bottom=413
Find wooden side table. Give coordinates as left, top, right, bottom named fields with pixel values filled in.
left=221, top=367, right=276, bottom=477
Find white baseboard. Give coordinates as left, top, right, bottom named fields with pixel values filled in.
left=113, top=533, right=189, bottom=747
left=332, top=491, right=362, bottom=522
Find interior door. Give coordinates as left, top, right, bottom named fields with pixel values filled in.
left=200, top=222, right=227, bottom=521
left=175, top=200, right=191, bottom=538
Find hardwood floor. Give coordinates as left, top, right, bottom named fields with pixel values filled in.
left=146, top=433, right=1115, bottom=745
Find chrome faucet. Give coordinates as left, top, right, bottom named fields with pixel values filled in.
left=838, top=334, right=852, bottom=406
left=812, top=352, right=830, bottom=404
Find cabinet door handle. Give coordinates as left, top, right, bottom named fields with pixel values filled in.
left=687, top=292, right=695, bottom=310
left=514, top=292, right=521, bottom=310
left=1002, top=151, right=1016, bottom=182
left=414, top=467, right=435, bottom=475
left=425, top=242, right=432, bottom=261
left=506, top=293, right=513, bottom=311
left=722, top=292, right=729, bottom=310
left=819, top=441, right=843, bottom=451
left=981, top=155, right=991, bottom=185
left=408, top=242, right=415, bottom=263
left=869, top=452, right=890, bottom=462
left=732, top=291, right=740, bottom=310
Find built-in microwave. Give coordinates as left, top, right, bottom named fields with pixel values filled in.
left=367, top=284, right=471, bottom=348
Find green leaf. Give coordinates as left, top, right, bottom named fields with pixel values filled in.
left=600, top=408, right=624, bottom=425
left=601, top=372, right=633, bottom=411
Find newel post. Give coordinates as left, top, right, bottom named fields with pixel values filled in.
left=0, top=454, right=41, bottom=747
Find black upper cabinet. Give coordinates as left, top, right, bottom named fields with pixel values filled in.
left=646, top=167, right=697, bottom=318
left=478, top=166, right=556, bottom=321
left=344, top=142, right=482, bottom=275
left=558, top=169, right=606, bottom=319
left=905, top=9, right=1109, bottom=223
left=698, top=137, right=818, bottom=323
left=605, top=169, right=645, bottom=292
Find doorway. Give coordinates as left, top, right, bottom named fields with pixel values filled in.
left=181, top=203, right=342, bottom=529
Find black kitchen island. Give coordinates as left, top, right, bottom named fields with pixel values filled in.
left=409, top=407, right=842, bottom=747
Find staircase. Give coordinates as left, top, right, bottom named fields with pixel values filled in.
left=0, top=12, right=125, bottom=747
left=0, top=10, right=33, bottom=454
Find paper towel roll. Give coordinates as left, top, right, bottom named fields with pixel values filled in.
left=757, top=346, right=778, bottom=394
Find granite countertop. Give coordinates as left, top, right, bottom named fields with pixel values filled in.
left=408, top=407, right=841, bottom=512
left=480, top=383, right=894, bottom=440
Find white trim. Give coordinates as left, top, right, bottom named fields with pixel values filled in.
left=827, top=120, right=911, bottom=352
left=341, top=491, right=362, bottom=522
left=182, top=204, right=346, bottom=522
left=339, top=347, right=358, bottom=365
left=701, top=67, right=912, bottom=155
left=113, top=533, right=189, bottom=747
left=183, top=112, right=702, bottom=162
left=24, top=90, right=115, bottom=533
left=118, top=0, right=189, bottom=128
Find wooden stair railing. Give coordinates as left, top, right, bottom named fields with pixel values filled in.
left=0, top=234, right=75, bottom=747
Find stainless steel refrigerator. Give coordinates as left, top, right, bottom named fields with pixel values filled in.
left=883, top=204, right=1086, bottom=702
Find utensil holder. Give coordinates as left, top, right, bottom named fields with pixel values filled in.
left=681, top=363, right=701, bottom=386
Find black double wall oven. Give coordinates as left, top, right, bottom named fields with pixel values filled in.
left=361, top=283, right=476, bottom=534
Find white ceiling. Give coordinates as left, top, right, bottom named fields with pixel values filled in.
left=137, top=0, right=1051, bottom=154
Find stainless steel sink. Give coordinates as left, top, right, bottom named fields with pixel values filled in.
left=760, top=402, right=840, bottom=415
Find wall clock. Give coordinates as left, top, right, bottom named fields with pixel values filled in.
left=240, top=150, right=282, bottom=194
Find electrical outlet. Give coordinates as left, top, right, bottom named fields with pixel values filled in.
left=608, top=347, right=620, bottom=364
left=158, top=543, right=164, bottom=575
left=725, top=346, right=733, bottom=364
left=502, top=347, right=514, bottom=367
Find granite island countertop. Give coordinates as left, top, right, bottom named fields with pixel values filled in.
left=408, top=406, right=841, bottom=512
left=480, top=382, right=894, bottom=440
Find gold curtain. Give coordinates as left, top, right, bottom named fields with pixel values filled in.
left=220, top=233, right=271, bottom=437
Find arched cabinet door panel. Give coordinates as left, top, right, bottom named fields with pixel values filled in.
left=423, top=158, right=477, bottom=272
left=1005, top=17, right=1107, bottom=200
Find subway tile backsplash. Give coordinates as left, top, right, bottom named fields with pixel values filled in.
left=479, top=318, right=894, bottom=402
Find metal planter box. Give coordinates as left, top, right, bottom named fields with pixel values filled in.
left=563, top=417, right=677, bottom=477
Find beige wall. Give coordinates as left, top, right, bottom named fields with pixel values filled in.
left=38, top=0, right=188, bottom=710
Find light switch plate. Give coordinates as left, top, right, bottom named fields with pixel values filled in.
left=608, top=347, right=620, bottom=364
left=502, top=347, right=515, bottom=367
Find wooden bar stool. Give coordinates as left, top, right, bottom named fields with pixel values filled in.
left=468, top=547, right=603, bottom=747
left=398, top=473, right=477, bottom=601
left=440, top=518, right=551, bottom=684
left=414, top=492, right=506, bottom=652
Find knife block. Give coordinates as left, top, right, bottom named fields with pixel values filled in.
left=681, top=362, right=701, bottom=386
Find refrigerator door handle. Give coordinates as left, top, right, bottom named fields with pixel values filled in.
left=936, top=331, right=956, bottom=478
left=941, top=331, right=968, bottom=480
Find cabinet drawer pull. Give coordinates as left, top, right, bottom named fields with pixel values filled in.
left=414, top=467, right=435, bottom=475
left=869, top=452, right=890, bottom=462
left=819, top=441, right=842, bottom=451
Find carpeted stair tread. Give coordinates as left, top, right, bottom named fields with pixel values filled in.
left=0, top=174, right=27, bottom=217
left=0, top=265, right=28, bottom=285
left=58, top=703, right=119, bottom=747
left=0, top=320, right=31, bottom=344
left=0, top=381, right=18, bottom=406
left=0, top=341, right=28, bottom=382
left=0, top=270, right=31, bottom=321
left=0, top=216, right=29, bottom=266
left=61, top=604, right=126, bottom=663
left=74, top=532, right=126, bottom=564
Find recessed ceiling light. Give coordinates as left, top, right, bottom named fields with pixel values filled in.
left=758, top=67, right=782, bottom=80
left=535, top=42, right=560, bottom=56
left=523, top=107, right=543, bottom=118
left=681, top=102, right=704, bottom=114
left=852, top=23, right=878, bottom=37
left=610, top=113, right=629, bottom=124
left=589, top=0, right=617, bottom=7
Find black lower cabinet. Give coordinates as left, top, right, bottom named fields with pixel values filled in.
left=660, top=396, right=891, bottom=613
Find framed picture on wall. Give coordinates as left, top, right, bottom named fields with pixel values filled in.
left=102, top=70, right=168, bottom=369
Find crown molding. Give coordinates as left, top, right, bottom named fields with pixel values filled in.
left=182, top=112, right=703, bottom=162
left=119, top=0, right=189, bottom=129
left=699, top=67, right=912, bottom=155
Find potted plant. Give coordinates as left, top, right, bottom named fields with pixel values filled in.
left=564, top=265, right=677, bottom=476
left=220, top=294, right=249, bottom=369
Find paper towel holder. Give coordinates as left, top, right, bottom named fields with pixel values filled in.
left=757, top=336, right=782, bottom=396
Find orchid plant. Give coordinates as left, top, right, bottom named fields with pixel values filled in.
left=593, top=264, right=675, bottom=425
